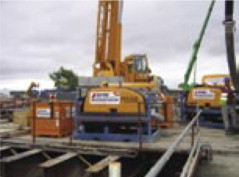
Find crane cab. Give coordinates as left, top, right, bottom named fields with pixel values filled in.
left=123, top=54, right=151, bottom=82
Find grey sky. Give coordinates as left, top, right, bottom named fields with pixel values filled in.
left=0, top=0, right=238, bottom=90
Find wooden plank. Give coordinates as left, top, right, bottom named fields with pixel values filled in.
left=0, top=119, right=9, bottom=124
left=0, top=149, right=42, bottom=163
left=86, top=155, right=120, bottom=173
left=40, top=152, right=77, bottom=168
left=0, top=129, right=30, bottom=138
left=0, top=139, right=138, bottom=157
left=0, top=146, right=10, bottom=152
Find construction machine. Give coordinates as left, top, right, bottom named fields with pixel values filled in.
left=93, top=0, right=151, bottom=82
left=178, top=0, right=227, bottom=127
left=180, top=0, right=238, bottom=128
left=25, top=82, right=39, bottom=98
left=179, top=0, right=215, bottom=91
left=187, top=74, right=232, bottom=108
left=185, top=74, right=233, bottom=128
left=74, top=0, right=173, bottom=141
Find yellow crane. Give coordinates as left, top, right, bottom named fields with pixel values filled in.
left=91, top=0, right=173, bottom=124
left=74, top=0, right=173, bottom=142
left=93, top=0, right=151, bottom=82
left=93, top=0, right=122, bottom=77
left=25, top=82, right=39, bottom=98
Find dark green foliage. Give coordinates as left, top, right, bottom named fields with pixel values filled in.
left=49, top=67, right=78, bottom=91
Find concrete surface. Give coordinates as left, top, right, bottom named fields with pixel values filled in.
left=1, top=123, right=239, bottom=177
left=197, top=153, right=239, bottom=177
left=3, top=123, right=239, bottom=152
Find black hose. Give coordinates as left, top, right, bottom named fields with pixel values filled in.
left=224, top=0, right=239, bottom=90
left=225, top=0, right=233, bottom=21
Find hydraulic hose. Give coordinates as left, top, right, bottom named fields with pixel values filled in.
left=224, top=0, right=239, bottom=90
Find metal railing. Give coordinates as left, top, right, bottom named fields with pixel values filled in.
left=144, top=110, right=202, bottom=177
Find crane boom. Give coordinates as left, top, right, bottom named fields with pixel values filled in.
left=94, top=0, right=123, bottom=77
left=180, top=0, right=215, bottom=91
left=92, top=0, right=151, bottom=83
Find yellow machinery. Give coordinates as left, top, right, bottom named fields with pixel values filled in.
left=75, top=82, right=164, bottom=141
left=184, top=74, right=231, bottom=128
left=187, top=87, right=222, bottom=108
left=93, top=0, right=151, bottom=82
left=25, top=82, right=39, bottom=98
left=90, top=0, right=172, bottom=120
left=202, top=74, right=232, bottom=87
left=187, top=74, right=231, bottom=108
left=178, top=0, right=234, bottom=128
left=74, top=0, right=173, bottom=141
left=84, top=87, right=146, bottom=114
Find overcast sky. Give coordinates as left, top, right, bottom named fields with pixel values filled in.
left=0, top=0, right=238, bottom=90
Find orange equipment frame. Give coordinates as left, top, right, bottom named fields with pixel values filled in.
left=32, top=101, right=74, bottom=137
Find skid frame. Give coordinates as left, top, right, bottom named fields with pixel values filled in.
left=73, top=97, right=160, bottom=142
left=181, top=105, right=224, bottom=129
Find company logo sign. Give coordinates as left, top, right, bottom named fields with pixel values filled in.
left=36, top=108, right=51, bottom=118
left=90, top=92, right=120, bottom=105
left=193, top=90, right=215, bottom=100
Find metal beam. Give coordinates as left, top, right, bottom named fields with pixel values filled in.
left=0, top=149, right=47, bottom=177
left=40, top=152, right=77, bottom=168
left=0, top=146, right=10, bottom=152
left=180, top=134, right=200, bottom=177
left=40, top=152, right=86, bottom=177
left=0, top=146, right=13, bottom=159
left=86, top=155, right=120, bottom=173
left=0, top=149, right=42, bottom=163
left=0, top=139, right=138, bottom=157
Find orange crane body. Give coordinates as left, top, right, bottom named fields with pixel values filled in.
left=87, top=0, right=174, bottom=130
